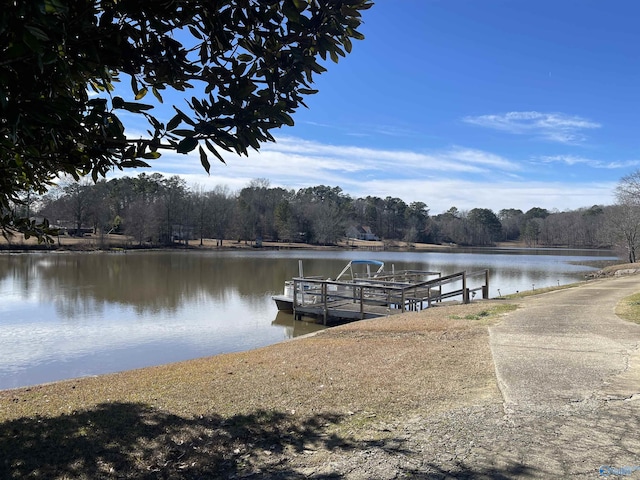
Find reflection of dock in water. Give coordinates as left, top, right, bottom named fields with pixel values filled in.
left=272, top=311, right=327, bottom=338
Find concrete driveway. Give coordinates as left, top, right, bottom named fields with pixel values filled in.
left=490, top=275, right=640, bottom=409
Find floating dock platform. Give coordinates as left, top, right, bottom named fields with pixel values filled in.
left=284, top=270, right=490, bottom=325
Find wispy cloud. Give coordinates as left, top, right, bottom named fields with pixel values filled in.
left=259, top=137, right=520, bottom=175
left=303, top=119, right=420, bottom=139
left=351, top=178, right=616, bottom=213
left=538, top=154, right=640, bottom=169
left=104, top=134, right=615, bottom=213
left=463, top=111, right=601, bottom=144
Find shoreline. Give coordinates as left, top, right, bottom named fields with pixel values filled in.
left=0, top=233, right=616, bottom=253
left=0, top=236, right=461, bottom=252
left=1, top=271, right=639, bottom=478
left=0, top=249, right=624, bottom=392
left=0, top=263, right=634, bottom=400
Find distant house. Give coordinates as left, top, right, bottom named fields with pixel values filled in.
left=52, top=220, right=93, bottom=236
left=171, top=224, right=194, bottom=243
left=346, top=225, right=379, bottom=241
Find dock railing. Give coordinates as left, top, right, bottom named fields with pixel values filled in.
left=291, top=269, right=490, bottom=324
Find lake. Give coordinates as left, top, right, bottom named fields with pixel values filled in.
left=0, top=247, right=618, bottom=390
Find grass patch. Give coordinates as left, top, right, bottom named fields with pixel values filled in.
left=615, top=292, right=640, bottom=325
left=500, top=283, right=582, bottom=299
left=449, top=303, right=518, bottom=322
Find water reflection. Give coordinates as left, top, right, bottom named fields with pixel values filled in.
left=272, top=312, right=325, bottom=338
left=0, top=248, right=618, bottom=390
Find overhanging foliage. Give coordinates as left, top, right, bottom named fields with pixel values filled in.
left=0, top=0, right=372, bottom=238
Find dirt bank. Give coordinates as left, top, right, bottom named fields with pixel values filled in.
left=0, top=233, right=485, bottom=252
left=1, top=273, right=639, bottom=479
left=0, top=302, right=507, bottom=479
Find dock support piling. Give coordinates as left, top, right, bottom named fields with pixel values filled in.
left=483, top=270, right=489, bottom=299
left=462, top=272, right=469, bottom=304
left=322, top=283, right=328, bottom=326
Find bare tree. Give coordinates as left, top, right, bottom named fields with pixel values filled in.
left=610, top=171, right=640, bottom=262
left=208, top=186, right=236, bottom=247
left=606, top=204, right=640, bottom=263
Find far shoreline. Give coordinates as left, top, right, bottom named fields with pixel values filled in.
left=0, top=233, right=618, bottom=255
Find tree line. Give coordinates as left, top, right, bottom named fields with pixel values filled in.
left=10, top=173, right=634, bottom=254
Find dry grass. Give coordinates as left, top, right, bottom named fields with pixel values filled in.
left=0, top=302, right=510, bottom=423
left=0, top=301, right=514, bottom=478
left=0, top=233, right=461, bottom=252
left=502, top=282, right=582, bottom=299
left=598, top=262, right=640, bottom=275
left=615, top=292, right=640, bottom=325
left=448, top=303, right=518, bottom=322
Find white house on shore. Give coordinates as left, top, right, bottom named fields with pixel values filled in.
left=346, top=225, right=379, bottom=241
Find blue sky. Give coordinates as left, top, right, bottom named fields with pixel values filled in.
left=120, top=0, right=640, bottom=215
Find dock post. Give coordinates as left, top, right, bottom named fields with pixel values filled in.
left=482, top=269, right=489, bottom=299
left=293, top=279, right=298, bottom=320
left=462, top=272, right=469, bottom=304
left=359, top=286, right=365, bottom=319
left=322, top=283, right=328, bottom=326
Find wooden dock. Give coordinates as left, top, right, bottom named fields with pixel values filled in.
left=291, top=270, right=490, bottom=325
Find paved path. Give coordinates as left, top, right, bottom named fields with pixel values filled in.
left=301, top=276, right=640, bottom=479
left=304, top=276, right=640, bottom=479
left=490, top=275, right=640, bottom=408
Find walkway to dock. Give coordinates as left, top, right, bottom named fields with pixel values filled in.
left=292, top=269, right=490, bottom=324
left=490, top=274, right=640, bottom=408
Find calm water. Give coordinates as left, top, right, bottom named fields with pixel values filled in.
left=0, top=248, right=617, bottom=390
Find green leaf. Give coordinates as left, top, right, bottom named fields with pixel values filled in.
left=188, top=25, right=203, bottom=40
left=130, top=76, right=139, bottom=95
left=199, top=146, right=211, bottom=174
left=172, top=129, right=196, bottom=137
left=124, top=145, right=136, bottom=158
left=25, top=25, right=50, bottom=41
left=205, top=140, right=227, bottom=164
left=121, top=102, right=153, bottom=112
left=166, top=114, right=181, bottom=131
left=237, top=80, right=257, bottom=98
left=173, top=107, right=196, bottom=126
left=135, top=88, right=148, bottom=100
left=142, top=152, right=161, bottom=159
left=349, top=29, right=365, bottom=41
left=112, top=96, right=124, bottom=109
left=176, top=137, right=199, bottom=154
left=279, top=112, right=295, bottom=126
left=22, top=31, right=41, bottom=53
left=283, top=0, right=301, bottom=22
left=292, top=0, right=308, bottom=10
left=44, top=0, right=66, bottom=13
left=152, top=87, right=163, bottom=103
left=87, top=98, right=108, bottom=108
left=343, top=37, right=353, bottom=54
left=121, top=159, right=152, bottom=167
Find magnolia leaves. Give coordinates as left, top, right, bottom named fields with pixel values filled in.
left=1, top=0, right=372, bottom=238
